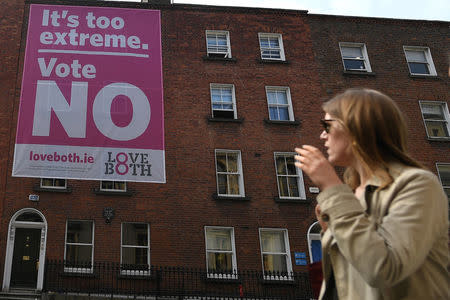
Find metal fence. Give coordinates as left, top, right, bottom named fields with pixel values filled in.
left=43, top=260, right=313, bottom=299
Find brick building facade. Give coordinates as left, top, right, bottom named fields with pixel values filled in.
left=0, top=0, right=448, bottom=297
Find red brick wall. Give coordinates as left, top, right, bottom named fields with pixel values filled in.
left=0, top=1, right=321, bottom=277
left=0, top=1, right=448, bottom=286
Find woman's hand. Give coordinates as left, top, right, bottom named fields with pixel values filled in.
left=294, top=145, right=342, bottom=191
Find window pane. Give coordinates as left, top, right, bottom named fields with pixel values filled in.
left=269, top=107, right=278, bottom=120
left=259, top=37, right=269, bottom=48
left=114, top=181, right=126, bottom=190
left=261, top=231, right=286, bottom=252
left=263, top=254, right=287, bottom=273
left=122, top=247, right=148, bottom=266
left=278, top=177, right=288, bottom=197
left=206, top=229, right=232, bottom=251
left=276, top=156, right=287, bottom=175
left=227, top=153, right=238, bottom=172
left=216, top=154, right=227, bottom=172
left=278, top=107, right=289, bottom=120
left=343, top=59, right=366, bottom=70
left=67, top=221, right=92, bottom=244
left=422, top=103, right=445, bottom=119
left=65, top=244, right=92, bottom=265
left=405, top=50, right=426, bottom=62
left=341, top=46, right=363, bottom=58
left=16, top=212, right=43, bottom=222
left=268, top=37, right=279, bottom=47
left=227, top=174, right=240, bottom=195
left=425, top=121, right=449, bottom=137
left=286, top=156, right=296, bottom=175
left=218, top=174, right=227, bottom=194
left=101, top=181, right=113, bottom=190
left=288, top=177, right=299, bottom=197
left=207, top=252, right=233, bottom=273
left=268, top=50, right=281, bottom=59
left=275, top=91, right=288, bottom=104
left=41, top=178, right=53, bottom=187
left=437, top=165, right=450, bottom=186
left=408, top=62, right=429, bottom=74
left=54, top=179, right=66, bottom=187
left=267, top=91, right=277, bottom=104
left=122, top=223, right=148, bottom=246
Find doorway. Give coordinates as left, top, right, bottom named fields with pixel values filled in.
left=2, top=208, right=47, bottom=291
left=10, top=228, right=41, bottom=288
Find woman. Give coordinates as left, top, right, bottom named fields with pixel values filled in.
left=295, top=88, right=448, bottom=299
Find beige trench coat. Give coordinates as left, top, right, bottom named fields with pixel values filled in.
left=316, top=163, right=449, bottom=300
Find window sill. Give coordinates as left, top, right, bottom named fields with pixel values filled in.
left=62, top=269, right=94, bottom=277
left=208, top=117, right=244, bottom=123
left=409, top=74, right=440, bottom=79
left=262, top=277, right=295, bottom=284
left=205, top=275, right=240, bottom=283
left=258, top=59, right=290, bottom=64
left=212, top=193, right=250, bottom=201
left=264, top=119, right=300, bottom=126
left=342, top=70, right=376, bottom=77
left=426, top=137, right=450, bottom=142
left=203, top=56, right=237, bottom=62
left=274, top=197, right=312, bottom=203
left=93, top=188, right=133, bottom=196
left=33, top=186, right=72, bottom=193
left=118, top=271, right=152, bottom=279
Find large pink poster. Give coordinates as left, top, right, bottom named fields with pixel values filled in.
left=13, top=4, right=165, bottom=183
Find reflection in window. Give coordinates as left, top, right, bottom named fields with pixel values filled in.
left=65, top=220, right=94, bottom=271
left=215, top=150, right=244, bottom=196
left=275, top=153, right=306, bottom=199
left=205, top=227, right=236, bottom=276
left=100, top=180, right=126, bottom=192
left=259, top=229, right=292, bottom=279
left=41, top=178, right=66, bottom=189
left=419, top=102, right=450, bottom=139
left=266, top=87, right=294, bottom=121
left=121, top=223, right=150, bottom=273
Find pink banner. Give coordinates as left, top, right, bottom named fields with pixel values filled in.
left=13, top=4, right=165, bottom=183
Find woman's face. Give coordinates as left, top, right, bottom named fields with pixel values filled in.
left=320, top=113, right=354, bottom=167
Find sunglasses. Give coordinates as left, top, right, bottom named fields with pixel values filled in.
left=320, top=119, right=337, bottom=133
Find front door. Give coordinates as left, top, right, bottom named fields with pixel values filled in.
left=10, top=228, right=41, bottom=288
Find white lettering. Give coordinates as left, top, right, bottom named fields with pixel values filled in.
left=32, top=80, right=88, bottom=138
left=92, top=83, right=150, bottom=141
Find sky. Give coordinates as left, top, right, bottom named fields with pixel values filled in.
left=167, top=0, right=450, bottom=22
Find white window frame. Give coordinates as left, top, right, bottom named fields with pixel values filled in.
left=403, top=46, right=437, bottom=76
left=215, top=149, right=245, bottom=197
left=120, top=222, right=150, bottom=276
left=259, top=228, right=293, bottom=281
left=40, top=178, right=67, bottom=189
left=419, top=101, right=450, bottom=140
left=206, top=30, right=232, bottom=58
left=100, top=180, right=127, bottom=192
left=64, top=220, right=94, bottom=274
left=274, top=152, right=306, bottom=200
left=339, top=42, right=372, bottom=72
left=210, top=83, right=237, bottom=119
left=204, top=226, right=238, bottom=279
left=258, top=33, right=285, bottom=61
left=436, top=163, right=450, bottom=196
left=266, top=86, right=294, bottom=121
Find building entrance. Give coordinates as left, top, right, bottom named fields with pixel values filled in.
left=10, top=228, right=41, bottom=288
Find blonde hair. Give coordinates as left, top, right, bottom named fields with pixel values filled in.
left=323, top=88, right=423, bottom=190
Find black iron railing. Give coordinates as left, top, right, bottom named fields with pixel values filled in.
left=43, top=260, right=313, bottom=299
